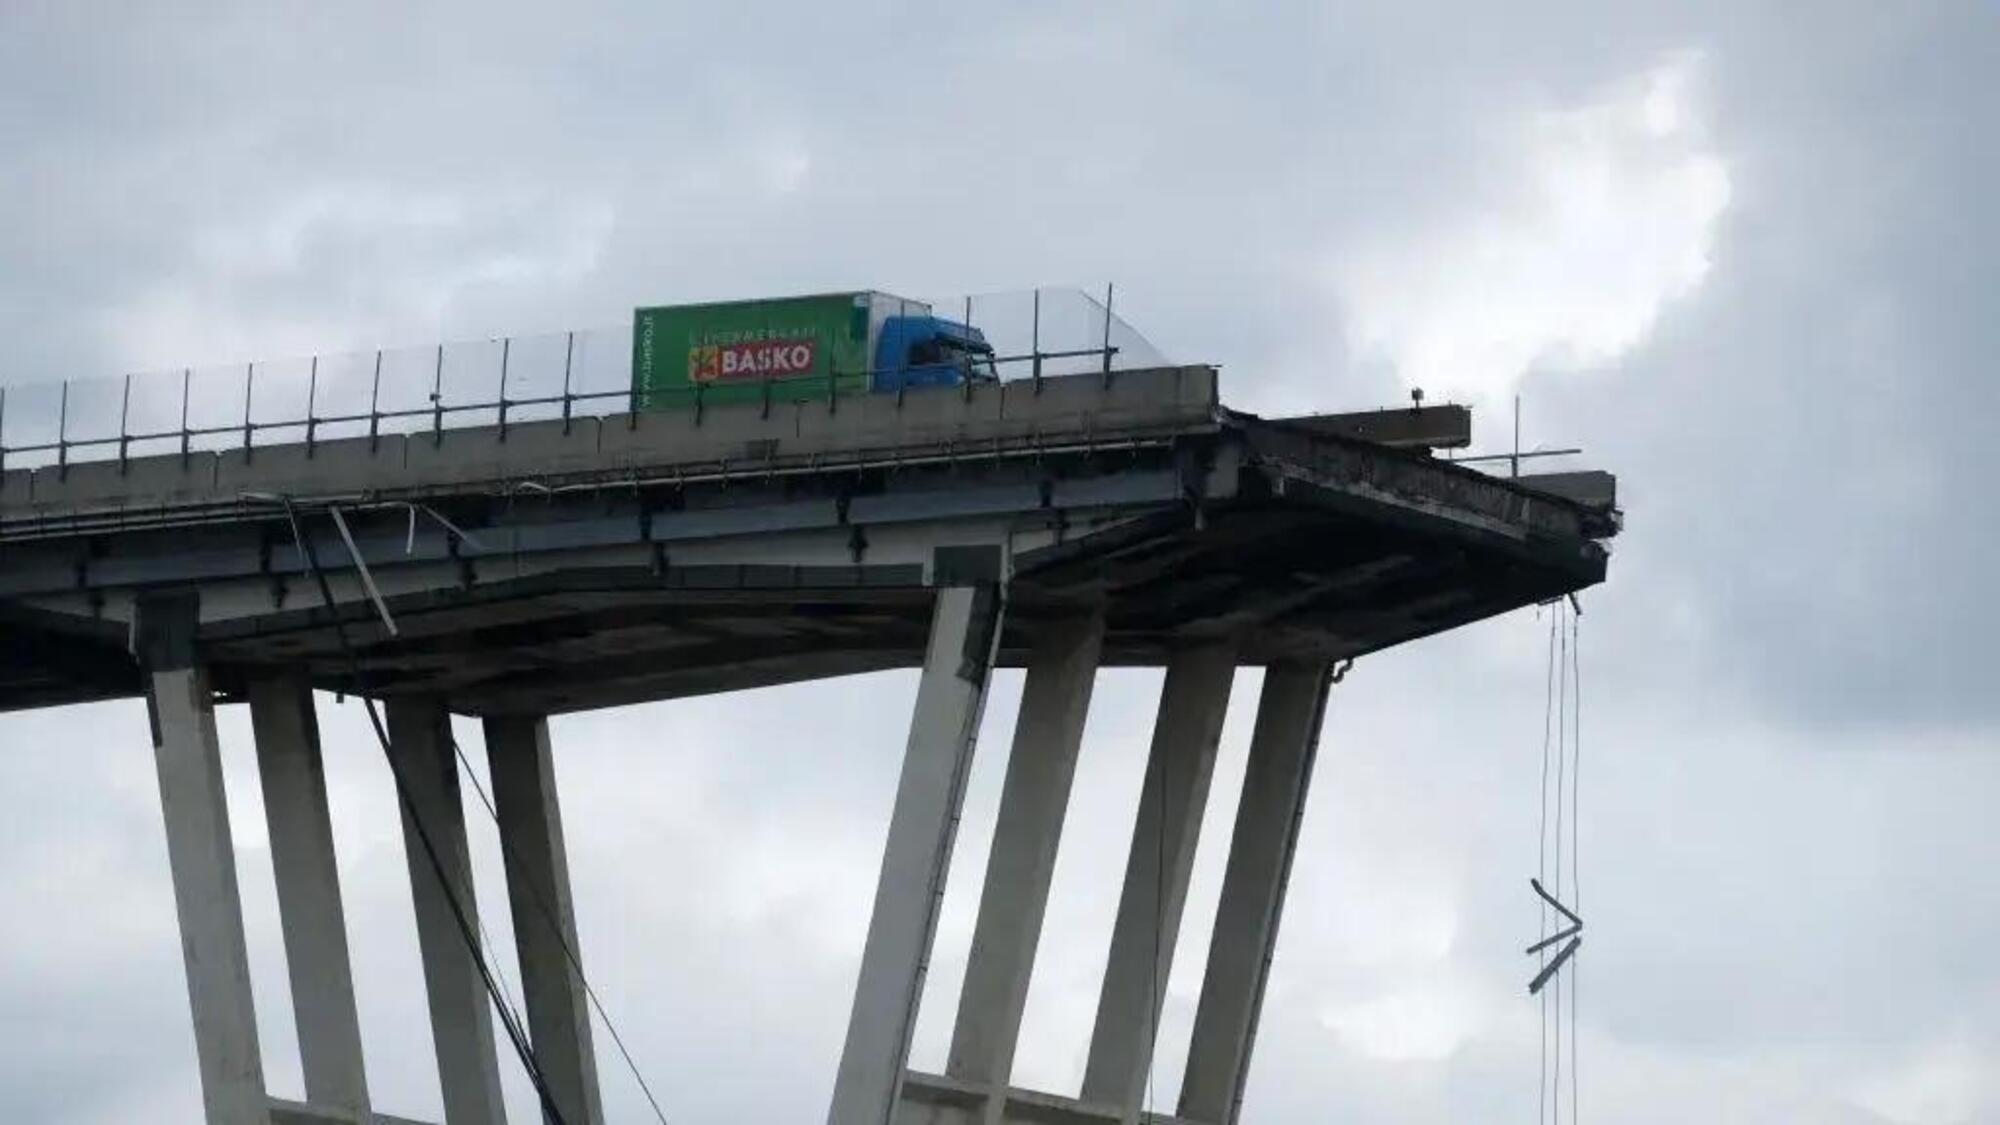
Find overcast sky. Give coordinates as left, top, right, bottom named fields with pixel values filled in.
left=3, top=2, right=1997, bottom=1122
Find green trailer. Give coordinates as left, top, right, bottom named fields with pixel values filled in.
left=631, top=291, right=946, bottom=411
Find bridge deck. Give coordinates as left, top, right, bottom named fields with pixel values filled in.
left=0, top=367, right=1615, bottom=714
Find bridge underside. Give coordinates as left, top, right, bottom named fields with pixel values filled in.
left=0, top=506, right=1592, bottom=716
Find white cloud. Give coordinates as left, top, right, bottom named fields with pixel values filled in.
left=1331, top=51, right=1731, bottom=404
left=1318, top=973, right=1490, bottom=1063
left=1850, top=1040, right=1995, bottom=1125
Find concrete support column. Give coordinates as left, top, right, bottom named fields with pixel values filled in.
left=486, top=715, right=604, bottom=1125
left=138, top=593, right=270, bottom=1125
left=1080, top=645, right=1237, bottom=1117
left=828, top=582, right=1005, bottom=1125
left=1177, top=662, right=1334, bottom=1124
left=946, top=610, right=1104, bottom=1105
left=386, top=698, right=507, bottom=1125
left=248, top=672, right=370, bottom=1121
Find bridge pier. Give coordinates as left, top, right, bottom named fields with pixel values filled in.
left=829, top=581, right=1005, bottom=1125
left=487, top=714, right=605, bottom=1125
left=138, top=596, right=270, bottom=1125
left=1081, top=646, right=1236, bottom=1118
left=898, top=651, right=1347, bottom=1125
left=387, top=699, right=508, bottom=1125
left=1178, top=662, right=1334, bottom=1124
left=946, top=610, right=1105, bottom=1112
left=249, top=671, right=372, bottom=1122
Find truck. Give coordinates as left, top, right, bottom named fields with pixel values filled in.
left=630, top=291, right=997, bottom=411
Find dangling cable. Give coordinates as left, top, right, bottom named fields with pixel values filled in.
left=274, top=497, right=569, bottom=1124
left=1568, top=608, right=1583, bottom=1123
left=258, top=491, right=673, bottom=1120
left=1537, top=604, right=1558, bottom=1124
left=1528, top=598, right=1586, bottom=1122
left=446, top=733, right=674, bottom=1124
left=1552, top=606, right=1568, bottom=1125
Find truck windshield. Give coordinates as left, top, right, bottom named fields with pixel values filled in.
left=938, top=339, right=997, bottom=380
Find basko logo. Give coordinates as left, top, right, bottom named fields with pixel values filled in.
left=689, top=338, right=820, bottom=383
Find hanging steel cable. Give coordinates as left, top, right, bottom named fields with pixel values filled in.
left=446, top=733, right=675, bottom=1124
left=1530, top=598, right=1586, bottom=1124
left=272, top=497, right=570, bottom=1125
left=1568, top=608, right=1583, bottom=1123
left=1553, top=607, right=1568, bottom=1124
left=1538, top=606, right=1557, bottom=1124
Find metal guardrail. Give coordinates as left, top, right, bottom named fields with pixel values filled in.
left=0, top=286, right=1167, bottom=474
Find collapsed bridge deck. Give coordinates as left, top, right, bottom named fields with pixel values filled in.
left=0, top=366, right=1614, bottom=714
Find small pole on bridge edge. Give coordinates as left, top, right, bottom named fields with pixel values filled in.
left=0, top=385, right=8, bottom=473
left=832, top=309, right=846, bottom=415
left=242, top=361, right=255, bottom=463
left=368, top=350, right=383, bottom=452
left=179, top=368, right=191, bottom=466
left=1032, top=287, right=1043, bottom=392
left=1100, top=281, right=1116, bottom=387
left=118, top=373, right=131, bottom=474
left=963, top=294, right=979, bottom=399
left=56, top=379, right=68, bottom=478
left=497, top=337, right=511, bottom=442
left=1512, top=394, right=1521, bottom=479
left=305, top=356, right=318, bottom=458
left=431, top=343, right=444, bottom=447
left=561, top=331, right=575, bottom=435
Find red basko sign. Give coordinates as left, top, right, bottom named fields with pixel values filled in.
left=689, top=338, right=820, bottom=383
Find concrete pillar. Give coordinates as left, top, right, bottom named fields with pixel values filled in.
left=150, top=662, right=271, bottom=1125
left=1080, top=645, right=1237, bottom=1116
left=946, top=610, right=1104, bottom=1105
left=828, top=583, right=1005, bottom=1125
left=386, top=698, right=507, bottom=1125
left=1177, top=662, right=1333, bottom=1124
left=249, top=672, right=371, bottom=1121
left=485, top=715, right=604, bottom=1125
left=138, top=592, right=270, bottom=1124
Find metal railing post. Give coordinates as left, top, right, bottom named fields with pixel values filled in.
left=1032, top=287, right=1043, bottom=392
left=56, top=380, right=69, bottom=478
left=119, top=373, right=132, bottom=474
left=431, top=343, right=444, bottom=447
left=961, top=295, right=974, bottom=398
left=368, top=351, right=382, bottom=452
left=242, top=362, right=255, bottom=462
left=0, top=385, right=8, bottom=473
left=179, top=368, right=191, bottom=466
left=305, top=356, right=319, bottom=458
left=898, top=294, right=912, bottom=395
left=561, top=331, right=575, bottom=435
left=497, top=337, right=511, bottom=442
left=1511, top=394, right=1521, bottom=479
left=1100, top=282, right=1115, bottom=387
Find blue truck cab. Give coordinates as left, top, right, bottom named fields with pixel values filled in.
left=872, top=315, right=998, bottom=392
